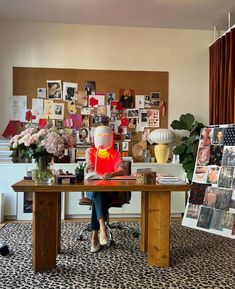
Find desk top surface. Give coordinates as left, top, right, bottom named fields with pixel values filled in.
left=12, top=179, right=191, bottom=193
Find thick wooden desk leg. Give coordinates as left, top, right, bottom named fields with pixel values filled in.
left=56, top=192, right=61, bottom=254
left=147, top=190, right=170, bottom=267
left=32, top=191, right=58, bottom=272
left=140, top=191, right=149, bottom=252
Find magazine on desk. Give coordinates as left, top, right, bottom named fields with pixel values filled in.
left=85, top=172, right=136, bottom=180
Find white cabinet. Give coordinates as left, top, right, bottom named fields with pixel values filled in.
left=131, top=163, right=187, bottom=215
left=0, top=164, right=27, bottom=218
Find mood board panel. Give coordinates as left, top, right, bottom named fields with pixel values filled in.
left=183, top=124, right=235, bottom=239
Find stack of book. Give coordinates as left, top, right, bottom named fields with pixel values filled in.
left=0, top=139, right=12, bottom=163
left=156, top=173, right=186, bottom=184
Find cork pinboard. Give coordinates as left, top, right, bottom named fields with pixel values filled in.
left=13, top=67, right=168, bottom=158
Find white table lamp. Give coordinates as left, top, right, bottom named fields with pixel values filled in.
left=147, top=128, right=175, bottom=163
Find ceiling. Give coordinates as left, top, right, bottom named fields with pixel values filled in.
left=0, top=0, right=235, bottom=31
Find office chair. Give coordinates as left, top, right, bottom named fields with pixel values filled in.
left=77, top=160, right=140, bottom=246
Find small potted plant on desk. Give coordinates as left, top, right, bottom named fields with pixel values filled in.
left=75, top=162, right=86, bottom=182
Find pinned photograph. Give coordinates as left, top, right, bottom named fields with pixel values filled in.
left=122, top=141, right=129, bottom=151
left=212, top=127, right=225, bottom=145
left=81, top=115, right=89, bottom=127
left=110, top=101, right=119, bottom=113
left=196, top=147, right=210, bottom=166
left=63, top=82, right=78, bottom=101
left=124, top=132, right=132, bottom=141
left=55, top=120, right=64, bottom=128
left=89, top=94, right=105, bottom=108
left=76, top=91, right=88, bottom=107
left=37, top=88, right=46, bottom=99
left=119, top=88, right=134, bottom=108
left=207, top=165, right=220, bottom=184
left=146, top=109, right=160, bottom=128
left=203, top=186, right=218, bottom=207
left=97, top=105, right=107, bottom=116
left=47, top=80, right=62, bottom=99
left=135, top=95, right=145, bottom=109
left=67, top=101, right=76, bottom=114
left=144, top=95, right=151, bottom=108
left=223, top=212, right=234, bottom=229
left=218, top=166, right=234, bottom=188
left=199, top=127, right=212, bottom=147
left=192, top=166, right=208, bottom=183
left=128, top=118, right=136, bottom=129
left=150, top=92, right=161, bottom=106
left=186, top=203, right=200, bottom=219
left=114, top=142, right=120, bottom=151
left=210, top=209, right=225, bottom=231
left=53, top=103, right=64, bottom=120
left=126, top=109, right=139, bottom=118
left=43, top=99, right=54, bottom=118
left=214, top=188, right=233, bottom=211
left=221, top=146, right=235, bottom=166
left=85, top=81, right=96, bottom=95
left=77, top=127, right=90, bottom=144
left=107, top=92, right=116, bottom=105
left=81, top=107, right=91, bottom=115
left=197, top=206, right=213, bottom=229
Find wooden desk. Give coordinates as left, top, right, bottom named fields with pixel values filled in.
left=12, top=179, right=191, bottom=272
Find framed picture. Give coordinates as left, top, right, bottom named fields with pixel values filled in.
left=17, top=192, right=65, bottom=221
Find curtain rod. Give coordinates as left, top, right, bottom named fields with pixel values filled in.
left=210, top=23, right=235, bottom=47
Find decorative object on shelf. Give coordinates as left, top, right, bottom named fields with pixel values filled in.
left=132, top=141, right=147, bottom=162
left=9, top=124, right=76, bottom=183
left=143, top=149, right=151, bottom=162
left=147, top=128, right=175, bottom=163
left=170, top=113, right=204, bottom=183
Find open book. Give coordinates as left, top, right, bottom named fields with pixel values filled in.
left=85, top=172, right=136, bottom=180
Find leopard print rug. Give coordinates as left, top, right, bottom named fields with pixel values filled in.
left=0, top=221, right=234, bottom=289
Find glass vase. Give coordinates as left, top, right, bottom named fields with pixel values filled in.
left=32, top=155, right=54, bottom=184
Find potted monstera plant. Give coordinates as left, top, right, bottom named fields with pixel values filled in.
left=170, top=113, right=204, bottom=183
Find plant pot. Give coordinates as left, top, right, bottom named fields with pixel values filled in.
left=76, top=169, right=84, bottom=182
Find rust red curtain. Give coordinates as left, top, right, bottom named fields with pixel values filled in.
left=209, top=27, right=235, bottom=125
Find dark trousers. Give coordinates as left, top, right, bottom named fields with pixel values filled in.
left=90, top=192, right=109, bottom=230
left=90, top=192, right=118, bottom=230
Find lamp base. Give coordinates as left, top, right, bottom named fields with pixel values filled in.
left=154, top=144, right=170, bottom=163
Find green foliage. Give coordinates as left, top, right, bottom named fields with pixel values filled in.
left=75, top=162, right=86, bottom=172
left=170, top=113, right=204, bottom=183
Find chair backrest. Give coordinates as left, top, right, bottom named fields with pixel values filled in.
left=79, top=160, right=132, bottom=207
left=108, top=160, right=132, bottom=207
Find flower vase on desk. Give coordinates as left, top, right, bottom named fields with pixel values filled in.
left=32, top=155, right=54, bottom=184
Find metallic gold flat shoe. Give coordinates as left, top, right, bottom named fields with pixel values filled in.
left=90, top=243, right=101, bottom=253
left=99, top=236, right=108, bottom=246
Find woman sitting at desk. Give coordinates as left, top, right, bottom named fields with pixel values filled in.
left=85, top=125, right=124, bottom=253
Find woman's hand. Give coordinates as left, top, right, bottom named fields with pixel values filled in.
left=102, top=173, right=113, bottom=180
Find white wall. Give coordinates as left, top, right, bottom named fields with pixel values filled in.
left=0, top=21, right=213, bottom=136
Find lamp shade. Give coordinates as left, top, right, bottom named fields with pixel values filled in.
left=147, top=128, right=175, bottom=144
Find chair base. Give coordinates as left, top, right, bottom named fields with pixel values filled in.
left=77, top=220, right=140, bottom=244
